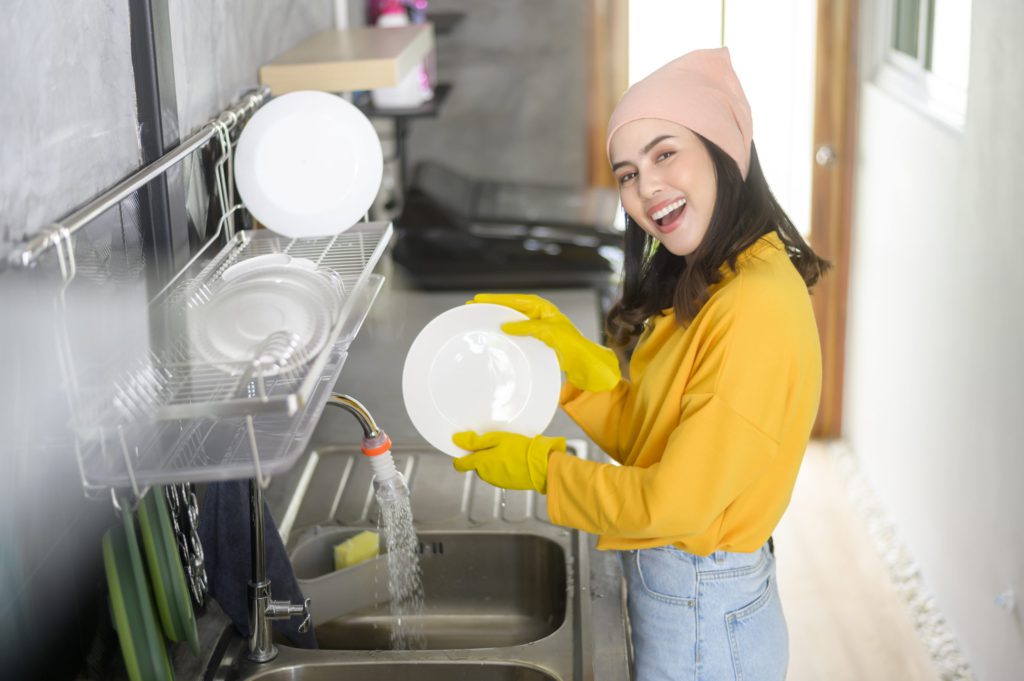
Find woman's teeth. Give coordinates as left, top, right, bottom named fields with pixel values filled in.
left=652, top=198, right=686, bottom=226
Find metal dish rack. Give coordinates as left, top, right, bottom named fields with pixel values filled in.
left=74, top=224, right=390, bottom=493
left=9, top=88, right=392, bottom=497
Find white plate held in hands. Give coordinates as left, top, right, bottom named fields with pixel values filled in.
left=402, top=304, right=561, bottom=458
left=234, top=90, right=383, bottom=238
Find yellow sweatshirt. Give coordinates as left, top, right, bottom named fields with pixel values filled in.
left=547, top=232, right=821, bottom=556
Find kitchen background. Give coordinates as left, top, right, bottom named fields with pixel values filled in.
left=1, top=1, right=1021, bottom=680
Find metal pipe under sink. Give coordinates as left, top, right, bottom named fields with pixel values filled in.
left=247, top=478, right=311, bottom=663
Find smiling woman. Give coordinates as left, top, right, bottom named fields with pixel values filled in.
left=452, top=47, right=832, bottom=681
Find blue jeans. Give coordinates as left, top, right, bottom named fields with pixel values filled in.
left=619, top=541, right=787, bottom=680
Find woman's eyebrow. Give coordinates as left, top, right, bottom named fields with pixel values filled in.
left=611, top=135, right=677, bottom=170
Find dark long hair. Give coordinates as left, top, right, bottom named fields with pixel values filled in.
left=605, top=136, right=831, bottom=351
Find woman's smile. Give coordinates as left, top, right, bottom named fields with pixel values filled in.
left=647, top=197, right=688, bottom=234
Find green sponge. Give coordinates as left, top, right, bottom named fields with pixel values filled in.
left=333, top=530, right=380, bottom=571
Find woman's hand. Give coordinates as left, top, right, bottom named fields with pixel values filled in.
left=451, top=431, right=566, bottom=494
left=470, top=293, right=621, bottom=392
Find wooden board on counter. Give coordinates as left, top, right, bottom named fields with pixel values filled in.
left=259, top=24, right=434, bottom=94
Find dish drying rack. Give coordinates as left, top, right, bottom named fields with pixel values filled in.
left=8, top=87, right=392, bottom=498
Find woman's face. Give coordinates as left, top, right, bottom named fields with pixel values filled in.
left=609, top=119, right=717, bottom=260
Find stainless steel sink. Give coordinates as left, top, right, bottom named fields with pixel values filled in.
left=239, top=659, right=559, bottom=681
left=302, top=531, right=567, bottom=650
left=207, top=441, right=630, bottom=681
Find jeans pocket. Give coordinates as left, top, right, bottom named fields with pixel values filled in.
left=725, top=573, right=788, bottom=681
left=635, top=548, right=696, bottom=605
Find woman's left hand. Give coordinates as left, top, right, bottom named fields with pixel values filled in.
left=469, top=293, right=622, bottom=392
left=451, top=431, right=566, bottom=494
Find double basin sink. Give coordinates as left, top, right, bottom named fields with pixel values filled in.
left=209, top=440, right=618, bottom=680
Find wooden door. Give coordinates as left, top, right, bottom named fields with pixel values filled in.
left=810, top=0, right=859, bottom=438
left=586, top=0, right=629, bottom=188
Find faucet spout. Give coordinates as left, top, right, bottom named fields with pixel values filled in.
left=327, top=393, right=382, bottom=439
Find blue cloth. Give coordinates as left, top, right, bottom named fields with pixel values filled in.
left=198, top=480, right=317, bottom=649
left=619, top=541, right=786, bottom=680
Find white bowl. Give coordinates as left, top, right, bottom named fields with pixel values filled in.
left=402, top=304, right=561, bottom=458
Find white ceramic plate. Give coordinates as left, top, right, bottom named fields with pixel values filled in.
left=234, top=90, right=383, bottom=238
left=402, top=304, right=561, bottom=458
left=221, top=253, right=292, bottom=282
left=189, top=266, right=340, bottom=375
left=221, top=254, right=321, bottom=282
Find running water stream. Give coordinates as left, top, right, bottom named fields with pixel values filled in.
left=370, top=452, right=426, bottom=650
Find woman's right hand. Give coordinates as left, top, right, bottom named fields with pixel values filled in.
left=470, top=293, right=622, bottom=392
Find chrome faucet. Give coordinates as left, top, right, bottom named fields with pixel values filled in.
left=247, top=393, right=386, bottom=663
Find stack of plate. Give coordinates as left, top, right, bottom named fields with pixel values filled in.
left=138, top=486, right=200, bottom=655
left=103, top=487, right=199, bottom=681
left=188, top=258, right=343, bottom=376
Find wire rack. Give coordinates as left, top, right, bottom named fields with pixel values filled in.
left=73, top=222, right=391, bottom=491
left=10, top=88, right=395, bottom=498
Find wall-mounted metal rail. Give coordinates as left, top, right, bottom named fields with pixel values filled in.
left=6, top=86, right=271, bottom=269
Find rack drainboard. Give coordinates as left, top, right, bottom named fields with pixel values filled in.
left=71, top=222, right=391, bottom=491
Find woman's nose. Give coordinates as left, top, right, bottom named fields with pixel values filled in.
left=637, top=169, right=663, bottom=199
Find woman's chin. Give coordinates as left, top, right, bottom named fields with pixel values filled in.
left=659, top=232, right=698, bottom=258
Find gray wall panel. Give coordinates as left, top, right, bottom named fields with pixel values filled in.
left=169, top=0, right=335, bottom=136
left=0, top=0, right=140, bottom=250
left=405, top=0, right=588, bottom=186
left=0, top=2, right=335, bottom=675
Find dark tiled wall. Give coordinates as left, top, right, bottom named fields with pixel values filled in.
left=404, top=0, right=588, bottom=186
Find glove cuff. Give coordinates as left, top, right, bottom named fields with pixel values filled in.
left=527, top=435, right=566, bottom=494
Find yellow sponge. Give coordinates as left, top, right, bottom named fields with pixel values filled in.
left=333, top=530, right=380, bottom=571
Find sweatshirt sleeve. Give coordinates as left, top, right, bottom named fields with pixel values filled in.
left=558, top=379, right=634, bottom=464
left=546, top=391, right=778, bottom=538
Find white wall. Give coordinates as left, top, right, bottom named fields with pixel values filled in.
left=845, top=2, right=1024, bottom=678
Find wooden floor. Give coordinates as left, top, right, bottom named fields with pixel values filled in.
left=774, top=442, right=941, bottom=681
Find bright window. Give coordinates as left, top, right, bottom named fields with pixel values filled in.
left=880, top=0, right=973, bottom=129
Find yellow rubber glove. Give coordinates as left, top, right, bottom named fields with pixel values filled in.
left=470, top=293, right=621, bottom=392
left=451, top=431, right=566, bottom=494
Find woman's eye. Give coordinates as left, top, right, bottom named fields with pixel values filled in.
left=617, top=171, right=636, bottom=185
left=656, top=150, right=675, bottom=162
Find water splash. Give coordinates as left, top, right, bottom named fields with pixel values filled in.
left=374, top=476, right=426, bottom=650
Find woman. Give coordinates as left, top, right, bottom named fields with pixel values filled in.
left=453, top=47, right=830, bottom=680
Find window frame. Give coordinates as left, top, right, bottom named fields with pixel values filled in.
left=873, top=0, right=969, bottom=132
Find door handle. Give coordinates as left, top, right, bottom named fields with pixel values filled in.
left=815, top=144, right=838, bottom=167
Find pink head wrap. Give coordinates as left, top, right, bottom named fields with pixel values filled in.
left=606, top=47, right=754, bottom=179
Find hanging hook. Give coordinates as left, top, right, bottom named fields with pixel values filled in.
left=110, top=485, right=149, bottom=515
left=51, top=224, right=77, bottom=287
